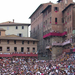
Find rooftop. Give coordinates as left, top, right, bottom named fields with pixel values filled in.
left=0, top=35, right=39, bottom=41
left=0, top=21, right=30, bottom=26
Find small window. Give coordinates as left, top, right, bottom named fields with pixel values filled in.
left=7, top=40, right=9, bottom=44
left=54, top=7, right=59, bottom=12
left=22, top=26, right=24, bottom=29
left=27, top=47, right=30, bottom=52
left=33, top=41, right=35, bottom=44
left=14, top=40, right=16, bottom=44
left=33, top=48, right=35, bottom=52
left=0, top=32, right=1, bottom=36
left=28, top=41, right=29, bottom=44
left=16, top=26, right=18, bottom=29
left=7, top=27, right=9, bottom=30
left=22, top=41, right=24, bottom=44
left=19, top=33, right=22, bottom=37
left=7, top=47, right=10, bottom=51
left=0, top=47, right=2, bottom=51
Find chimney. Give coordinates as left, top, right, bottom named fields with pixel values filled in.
left=13, top=19, right=14, bottom=23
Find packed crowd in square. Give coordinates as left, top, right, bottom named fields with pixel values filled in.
left=0, top=52, right=75, bottom=75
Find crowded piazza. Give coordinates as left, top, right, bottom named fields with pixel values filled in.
left=0, top=52, right=75, bottom=75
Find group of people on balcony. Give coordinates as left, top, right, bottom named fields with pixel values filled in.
left=0, top=52, right=38, bottom=54
left=51, top=30, right=60, bottom=33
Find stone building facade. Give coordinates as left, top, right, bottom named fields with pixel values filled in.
left=30, top=0, right=75, bottom=59
left=0, top=28, right=38, bottom=57
left=0, top=20, right=30, bottom=37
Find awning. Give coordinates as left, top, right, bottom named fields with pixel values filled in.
left=73, top=49, right=75, bottom=52
left=0, top=53, right=38, bottom=57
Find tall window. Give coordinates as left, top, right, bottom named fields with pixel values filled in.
left=14, top=47, right=17, bottom=52
left=14, top=40, right=16, bottom=44
left=0, top=32, right=1, bottom=36
left=33, top=41, right=35, bottom=44
left=22, top=41, right=24, bottom=44
left=7, top=47, right=10, bottom=51
left=7, top=40, right=9, bottom=44
left=50, top=17, right=51, bottom=23
left=27, top=47, right=30, bottom=52
left=33, top=48, right=35, bottom=52
left=0, top=47, right=2, bottom=51
left=16, top=26, right=18, bottom=29
left=28, top=41, right=29, bottom=44
left=21, top=47, right=24, bottom=52
left=55, top=18, right=57, bottom=24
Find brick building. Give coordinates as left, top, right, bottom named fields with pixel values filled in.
left=29, top=0, right=75, bottom=59
left=0, top=28, right=38, bottom=57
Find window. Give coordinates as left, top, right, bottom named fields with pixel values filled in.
left=0, top=47, right=2, bottom=51
left=14, top=47, right=17, bottom=52
left=7, top=40, right=9, bottom=44
left=33, top=48, right=35, bottom=52
left=28, top=41, right=29, bottom=44
left=27, top=47, right=30, bottom=52
left=54, top=7, right=59, bottom=12
left=22, top=26, right=24, bottom=29
left=62, top=18, right=64, bottom=23
left=21, top=47, right=24, bottom=52
left=0, top=40, right=1, bottom=44
left=16, top=26, right=18, bottom=29
left=7, top=47, right=10, bottom=51
left=70, top=15, right=71, bottom=21
left=0, top=32, right=1, bottom=36
left=14, top=40, right=16, bottom=44
left=22, top=41, right=24, bottom=44
left=33, top=41, right=35, bottom=44
left=19, top=33, right=22, bottom=37
left=7, top=27, right=9, bottom=30
left=55, top=18, right=57, bottom=24
left=48, top=7, right=51, bottom=13
left=50, top=17, right=51, bottom=23
left=55, top=18, right=57, bottom=22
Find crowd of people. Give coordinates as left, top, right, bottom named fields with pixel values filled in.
left=0, top=52, right=75, bottom=75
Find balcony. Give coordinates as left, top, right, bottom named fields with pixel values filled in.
left=52, top=40, right=72, bottom=46
left=63, top=49, right=70, bottom=53
left=52, top=42, right=62, bottom=46
left=0, top=53, right=38, bottom=57
left=62, top=40, right=72, bottom=46
left=43, top=31, right=67, bottom=39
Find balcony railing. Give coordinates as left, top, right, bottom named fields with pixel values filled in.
left=52, top=42, right=62, bottom=46
left=52, top=40, right=72, bottom=46
left=0, top=52, right=38, bottom=57
left=63, top=49, right=70, bottom=53
left=62, top=40, right=72, bottom=46
left=43, top=31, right=67, bottom=39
